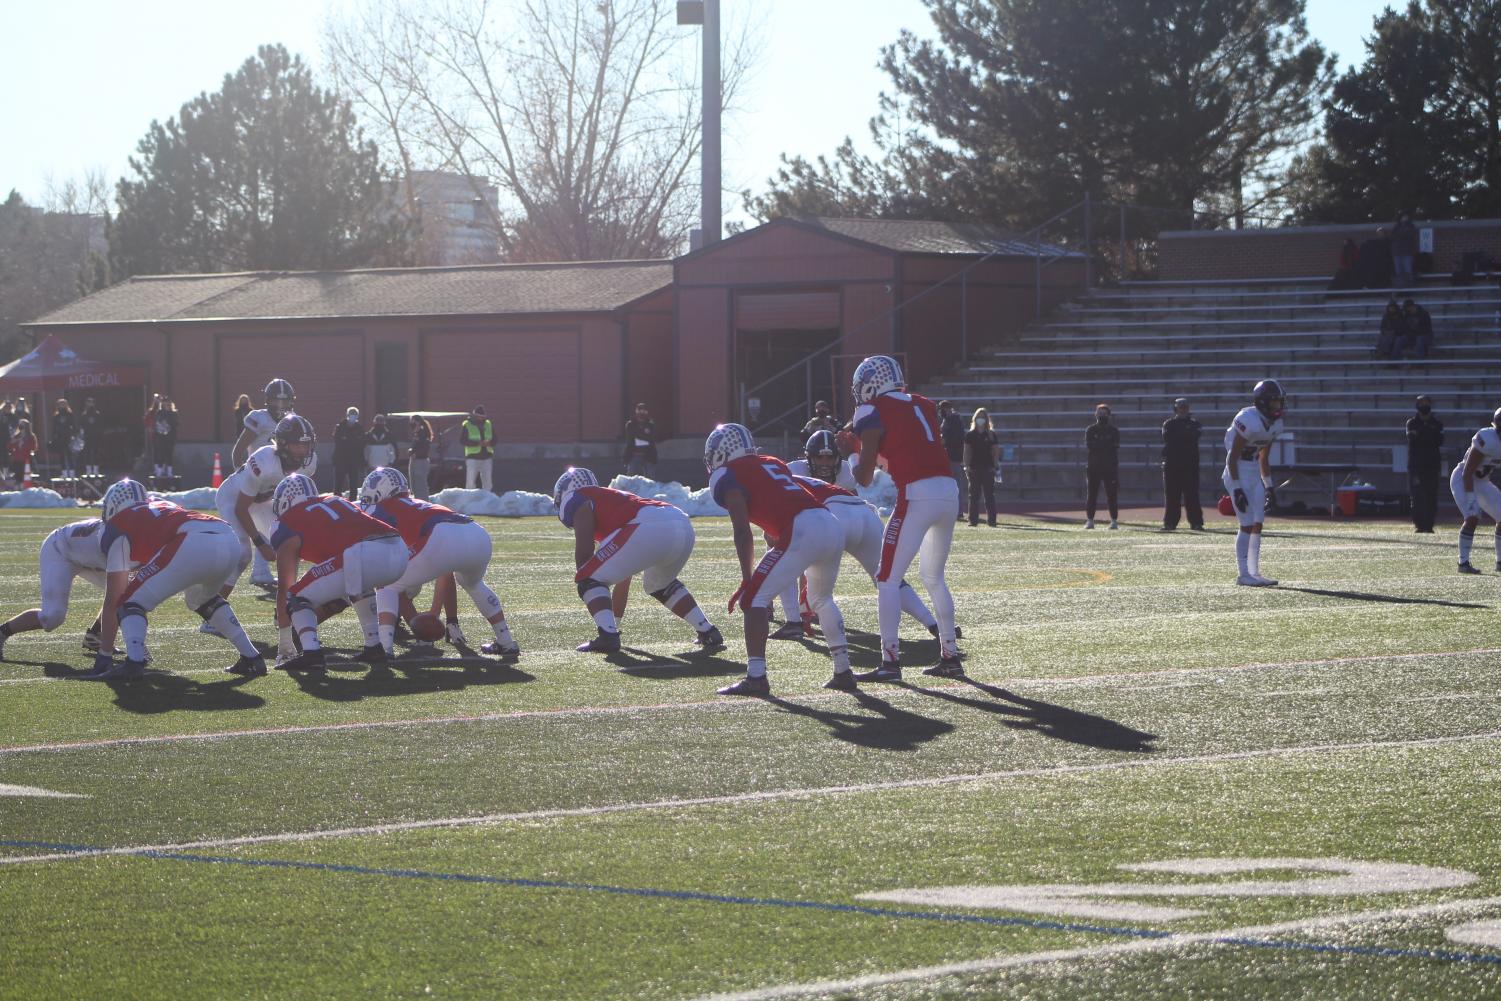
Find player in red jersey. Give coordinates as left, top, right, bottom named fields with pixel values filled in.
left=359, top=467, right=520, bottom=659
left=705, top=423, right=850, bottom=696
left=553, top=467, right=723, bottom=653
left=850, top=354, right=962, bottom=680
left=269, top=474, right=409, bottom=672
left=76, top=480, right=265, bottom=680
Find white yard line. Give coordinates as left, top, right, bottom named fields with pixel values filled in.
left=698, top=894, right=1501, bottom=1001
left=4, top=728, right=1500, bottom=866
left=4, top=646, right=1500, bottom=756
left=0, top=784, right=87, bottom=799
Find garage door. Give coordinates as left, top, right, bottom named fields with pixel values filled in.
left=422, top=329, right=579, bottom=443
left=217, top=332, right=364, bottom=440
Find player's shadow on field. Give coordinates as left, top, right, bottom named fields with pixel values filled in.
left=766, top=691, right=953, bottom=751
left=608, top=646, right=746, bottom=678
left=910, top=680, right=1157, bottom=754
left=288, top=653, right=534, bottom=702
left=1281, top=586, right=1487, bottom=609
left=104, top=672, right=266, bottom=715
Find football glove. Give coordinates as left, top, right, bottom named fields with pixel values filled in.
left=1233, top=488, right=1249, bottom=513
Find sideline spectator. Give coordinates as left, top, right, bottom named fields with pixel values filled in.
left=1330, top=238, right=1361, bottom=291
left=1356, top=227, right=1393, bottom=289
left=799, top=400, right=841, bottom=439
left=0, top=401, right=14, bottom=465
left=1376, top=298, right=1404, bottom=359
left=1407, top=395, right=1444, bottom=534
left=1084, top=403, right=1120, bottom=530
left=462, top=404, right=495, bottom=492
left=408, top=414, right=434, bottom=500
left=1161, top=398, right=1204, bottom=531
left=78, top=398, right=101, bottom=476
left=14, top=397, right=31, bottom=427
left=364, top=413, right=397, bottom=471
left=1399, top=299, right=1434, bottom=359
left=1391, top=214, right=1419, bottom=288
left=939, top=399, right=968, bottom=521
left=963, top=407, right=999, bottom=527
left=622, top=402, right=658, bottom=478
left=9, top=418, right=36, bottom=481
left=333, top=406, right=366, bottom=500
left=49, top=399, right=78, bottom=478
left=233, top=393, right=252, bottom=436
left=153, top=397, right=179, bottom=481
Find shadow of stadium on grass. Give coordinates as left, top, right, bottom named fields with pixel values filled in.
left=901, top=679, right=1158, bottom=753
left=766, top=690, right=953, bottom=751
left=1281, top=586, right=1487, bottom=609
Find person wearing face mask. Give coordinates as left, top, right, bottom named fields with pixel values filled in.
left=1407, top=396, right=1445, bottom=533
left=364, top=414, right=397, bottom=472
left=1084, top=403, right=1120, bottom=529
left=1161, top=398, right=1204, bottom=531
left=333, top=406, right=367, bottom=500
left=963, top=407, right=999, bottom=527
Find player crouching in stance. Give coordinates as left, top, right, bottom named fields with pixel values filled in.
left=850, top=355, right=963, bottom=680
left=270, top=474, right=409, bottom=672
left=215, top=414, right=317, bottom=602
left=555, top=467, right=722, bottom=654
left=78, top=481, right=265, bottom=680
left=1450, top=408, right=1501, bottom=574
left=0, top=518, right=116, bottom=661
left=1223, top=380, right=1285, bottom=586
left=359, top=467, right=520, bottom=658
left=706, top=424, right=851, bottom=695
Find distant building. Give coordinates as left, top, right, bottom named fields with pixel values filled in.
left=401, top=170, right=500, bottom=266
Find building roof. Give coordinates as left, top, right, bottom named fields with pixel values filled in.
left=27, top=259, right=674, bottom=327
left=797, top=217, right=1083, bottom=257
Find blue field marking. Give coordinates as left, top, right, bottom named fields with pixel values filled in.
left=6, top=838, right=1501, bottom=968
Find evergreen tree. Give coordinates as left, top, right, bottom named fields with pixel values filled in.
left=111, top=44, right=412, bottom=277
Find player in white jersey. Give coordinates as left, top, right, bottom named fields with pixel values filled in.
left=1449, top=408, right=1501, bottom=574
left=231, top=379, right=297, bottom=586
left=0, top=518, right=115, bottom=661
left=1222, top=380, right=1286, bottom=586
left=216, top=414, right=318, bottom=599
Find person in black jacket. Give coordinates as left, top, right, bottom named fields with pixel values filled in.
left=963, top=407, right=999, bottom=527
left=332, top=406, right=367, bottom=499
left=1161, top=398, right=1203, bottom=531
left=78, top=398, right=102, bottom=476
left=1407, top=395, right=1445, bottom=533
left=1085, top=403, right=1120, bottom=529
left=939, top=399, right=968, bottom=520
left=622, top=403, right=658, bottom=478
left=1399, top=299, right=1434, bottom=359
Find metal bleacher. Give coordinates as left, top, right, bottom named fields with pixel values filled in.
left=919, top=278, right=1501, bottom=507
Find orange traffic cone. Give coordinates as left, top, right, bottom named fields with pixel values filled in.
left=210, top=453, right=224, bottom=488
left=21, top=462, right=33, bottom=489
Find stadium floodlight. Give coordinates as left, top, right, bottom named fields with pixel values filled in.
left=678, top=0, right=720, bottom=248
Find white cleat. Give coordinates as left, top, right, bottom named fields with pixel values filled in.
left=1084, top=518, right=1095, bottom=529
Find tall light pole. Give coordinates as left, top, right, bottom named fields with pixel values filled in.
left=677, top=0, right=720, bottom=248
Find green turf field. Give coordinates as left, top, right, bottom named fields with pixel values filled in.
left=3, top=507, right=1501, bottom=1000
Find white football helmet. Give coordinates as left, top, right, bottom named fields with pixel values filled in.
left=552, top=467, right=598, bottom=509
left=102, top=479, right=149, bottom=522
left=851, top=355, right=904, bottom=405
left=704, top=423, right=755, bottom=473
left=272, top=473, right=319, bottom=518
left=359, top=467, right=409, bottom=510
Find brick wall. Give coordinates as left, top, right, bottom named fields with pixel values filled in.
left=1157, top=219, right=1501, bottom=281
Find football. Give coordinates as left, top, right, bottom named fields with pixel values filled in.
left=1218, top=493, right=1236, bottom=516
left=409, top=612, right=445, bottom=642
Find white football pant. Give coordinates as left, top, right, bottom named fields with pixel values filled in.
left=38, top=536, right=105, bottom=631
left=376, top=520, right=504, bottom=622
left=745, top=507, right=845, bottom=654
left=876, top=476, right=959, bottom=662
left=1221, top=469, right=1268, bottom=528
left=576, top=504, right=696, bottom=592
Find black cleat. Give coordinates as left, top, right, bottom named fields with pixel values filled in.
left=854, top=662, right=902, bottom=683
left=577, top=630, right=621, bottom=654
left=696, top=626, right=726, bottom=650
left=921, top=656, right=965, bottom=679
left=769, top=621, right=804, bottom=641
left=1459, top=562, right=1482, bottom=575
left=101, top=658, right=147, bottom=682
left=354, top=644, right=388, bottom=665
left=224, top=655, right=267, bottom=677
left=927, top=624, right=963, bottom=640
left=717, top=674, right=770, bottom=697
left=823, top=670, right=859, bottom=691
left=276, top=649, right=326, bottom=673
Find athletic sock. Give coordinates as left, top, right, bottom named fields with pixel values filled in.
left=830, top=647, right=851, bottom=673
left=1248, top=533, right=1262, bottom=577
left=747, top=656, right=767, bottom=679
left=378, top=622, right=395, bottom=652
left=1460, top=529, right=1475, bottom=564
left=290, top=607, right=321, bottom=651
left=120, top=614, right=148, bottom=663
left=683, top=606, right=712, bottom=632
left=590, top=607, right=618, bottom=633
left=1236, top=531, right=1251, bottom=575
left=208, top=604, right=258, bottom=658
left=1493, top=529, right=1500, bottom=564
left=490, top=617, right=515, bottom=645
left=353, top=597, right=380, bottom=647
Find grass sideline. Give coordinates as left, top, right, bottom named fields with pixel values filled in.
left=2, top=507, right=1501, bottom=1000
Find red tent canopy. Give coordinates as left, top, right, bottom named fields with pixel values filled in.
left=0, top=334, right=146, bottom=394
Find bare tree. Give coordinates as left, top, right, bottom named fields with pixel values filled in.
left=324, top=0, right=753, bottom=262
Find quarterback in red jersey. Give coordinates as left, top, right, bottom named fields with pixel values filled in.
left=77, top=480, right=264, bottom=680
left=705, top=423, right=850, bottom=696
left=269, top=474, right=408, bottom=672
left=850, top=354, right=962, bottom=680
left=553, top=467, right=722, bottom=653
left=360, top=466, right=519, bottom=659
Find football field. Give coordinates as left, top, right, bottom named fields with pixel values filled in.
left=4, top=508, right=1501, bottom=1000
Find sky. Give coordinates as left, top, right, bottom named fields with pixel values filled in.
left=1, top=0, right=1395, bottom=227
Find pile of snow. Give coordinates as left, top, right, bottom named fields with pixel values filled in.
left=432, top=487, right=557, bottom=518
left=0, top=487, right=77, bottom=509
left=609, top=475, right=726, bottom=516
left=853, top=468, right=897, bottom=515
left=150, top=487, right=218, bottom=510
